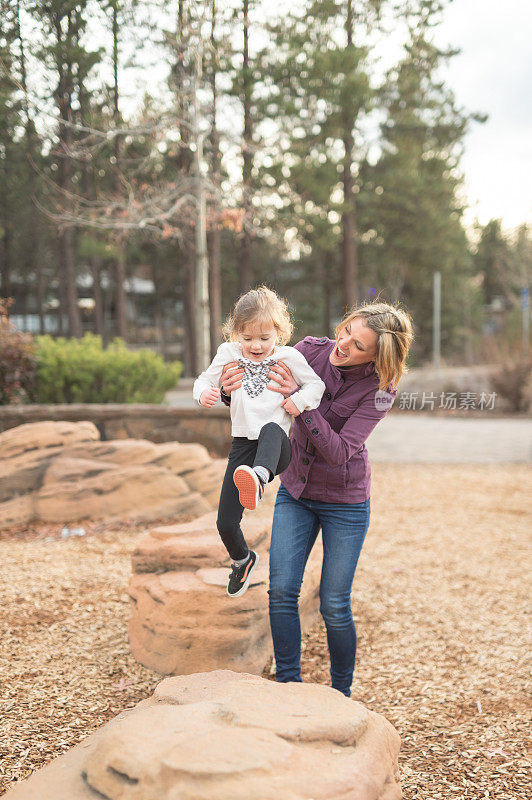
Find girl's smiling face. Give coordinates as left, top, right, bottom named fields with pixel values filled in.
left=237, top=322, right=278, bottom=361
left=329, top=317, right=378, bottom=367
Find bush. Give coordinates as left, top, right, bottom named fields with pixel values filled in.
left=35, top=333, right=182, bottom=404
left=0, top=299, right=37, bottom=404
left=491, top=356, right=532, bottom=413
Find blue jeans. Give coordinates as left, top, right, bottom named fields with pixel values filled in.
left=268, top=484, right=371, bottom=697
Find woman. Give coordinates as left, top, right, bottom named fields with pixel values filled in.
left=221, top=301, right=414, bottom=697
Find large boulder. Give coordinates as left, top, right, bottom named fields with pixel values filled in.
left=4, top=671, right=402, bottom=800
left=0, top=422, right=225, bottom=530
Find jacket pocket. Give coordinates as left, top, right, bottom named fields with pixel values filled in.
left=326, top=462, right=348, bottom=491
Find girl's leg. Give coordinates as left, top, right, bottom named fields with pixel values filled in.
left=268, top=485, right=320, bottom=683
left=253, top=422, right=292, bottom=480
left=216, top=438, right=258, bottom=561
left=317, top=498, right=371, bottom=697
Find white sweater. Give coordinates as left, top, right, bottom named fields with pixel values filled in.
left=192, top=342, right=326, bottom=439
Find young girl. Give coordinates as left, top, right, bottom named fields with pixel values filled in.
left=193, top=286, right=325, bottom=598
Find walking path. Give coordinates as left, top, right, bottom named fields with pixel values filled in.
left=367, top=414, right=532, bottom=464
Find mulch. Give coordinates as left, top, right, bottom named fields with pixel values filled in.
left=0, top=463, right=530, bottom=798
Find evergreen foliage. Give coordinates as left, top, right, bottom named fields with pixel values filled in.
left=0, top=0, right=529, bottom=373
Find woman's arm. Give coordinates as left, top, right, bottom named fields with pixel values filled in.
left=295, top=390, right=396, bottom=467
left=282, top=350, right=326, bottom=412
left=219, top=362, right=245, bottom=405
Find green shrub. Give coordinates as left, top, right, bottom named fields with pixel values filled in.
left=35, top=334, right=182, bottom=404
left=0, top=299, right=37, bottom=404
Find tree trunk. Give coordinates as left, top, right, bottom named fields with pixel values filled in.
left=152, top=261, right=167, bottom=359
left=176, top=0, right=197, bottom=370
left=184, top=251, right=197, bottom=376
left=60, top=226, right=82, bottom=336
left=115, top=238, right=128, bottom=339
left=112, top=2, right=128, bottom=341
left=91, top=258, right=104, bottom=336
left=239, top=0, right=252, bottom=293
left=54, top=11, right=82, bottom=336
left=16, top=0, right=40, bottom=329
left=208, top=0, right=222, bottom=356
left=341, top=0, right=358, bottom=312
left=36, top=262, right=46, bottom=334
left=0, top=153, right=12, bottom=300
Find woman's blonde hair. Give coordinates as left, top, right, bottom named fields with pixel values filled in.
left=222, top=286, right=294, bottom=346
left=335, top=301, right=414, bottom=391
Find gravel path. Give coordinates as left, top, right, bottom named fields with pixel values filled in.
left=1, top=464, right=530, bottom=797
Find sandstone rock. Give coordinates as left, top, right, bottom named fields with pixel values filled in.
left=180, top=459, right=227, bottom=508
left=0, top=494, right=35, bottom=530
left=0, top=447, right=63, bottom=503
left=0, top=422, right=222, bottom=529
left=147, top=511, right=218, bottom=539
left=59, top=440, right=211, bottom=474
left=132, top=513, right=272, bottom=573
left=4, top=671, right=401, bottom=800
left=128, top=535, right=322, bottom=675
left=0, top=420, right=99, bottom=460
left=149, top=442, right=211, bottom=474
left=60, top=438, right=160, bottom=465
left=42, top=456, right=117, bottom=485
left=36, top=466, right=209, bottom=523
left=126, top=475, right=322, bottom=677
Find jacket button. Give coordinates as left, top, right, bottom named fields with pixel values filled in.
left=300, top=476, right=306, bottom=483
left=312, top=428, right=318, bottom=435
left=305, top=417, right=311, bottom=423
left=302, top=457, right=309, bottom=465
left=326, top=392, right=331, bottom=400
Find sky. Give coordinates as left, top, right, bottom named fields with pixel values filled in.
left=434, top=0, right=532, bottom=230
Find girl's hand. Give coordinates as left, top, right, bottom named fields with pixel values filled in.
left=281, top=397, right=300, bottom=417
left=267, top=361, right=299, bottom=397
left=199, top=387, right=220, bottom=407
left=220, top=361, right=244, bottom=394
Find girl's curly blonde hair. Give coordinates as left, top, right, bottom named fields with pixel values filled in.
left=222, top=286, right=294, bottom=345
left=335, top=301, right=414, bottom=391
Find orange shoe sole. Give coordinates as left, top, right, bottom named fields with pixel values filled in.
left=233, top=466, right=260, bottom=510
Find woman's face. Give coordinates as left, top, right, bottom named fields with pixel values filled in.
left=329, top=317, right=378, bottom=368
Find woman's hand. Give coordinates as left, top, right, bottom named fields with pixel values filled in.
left=220, top=361, right=244, bottom=395
left=267, top=361, right=299, bottom=397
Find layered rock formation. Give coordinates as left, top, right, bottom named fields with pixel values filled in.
left=0, top=421, right=226, bottom=529
left=5, top=670, right=402, bottom=800
left=128, top=482, right=322, bottom=675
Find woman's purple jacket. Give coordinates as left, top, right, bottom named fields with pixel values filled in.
left=279, top=336, right=397, bottom=504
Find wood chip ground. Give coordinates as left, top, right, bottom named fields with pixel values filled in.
left=0, top=464, right=530, bottom=798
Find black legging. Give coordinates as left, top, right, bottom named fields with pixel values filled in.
left=216, top=421, right=292, bottom=561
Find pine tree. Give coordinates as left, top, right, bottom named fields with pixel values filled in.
left=255, top=0, right=381, bottom=322
left=359, top=0, right=483, bottom=361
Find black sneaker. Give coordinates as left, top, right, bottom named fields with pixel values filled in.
left=227, top=550, right=259, bottom=598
